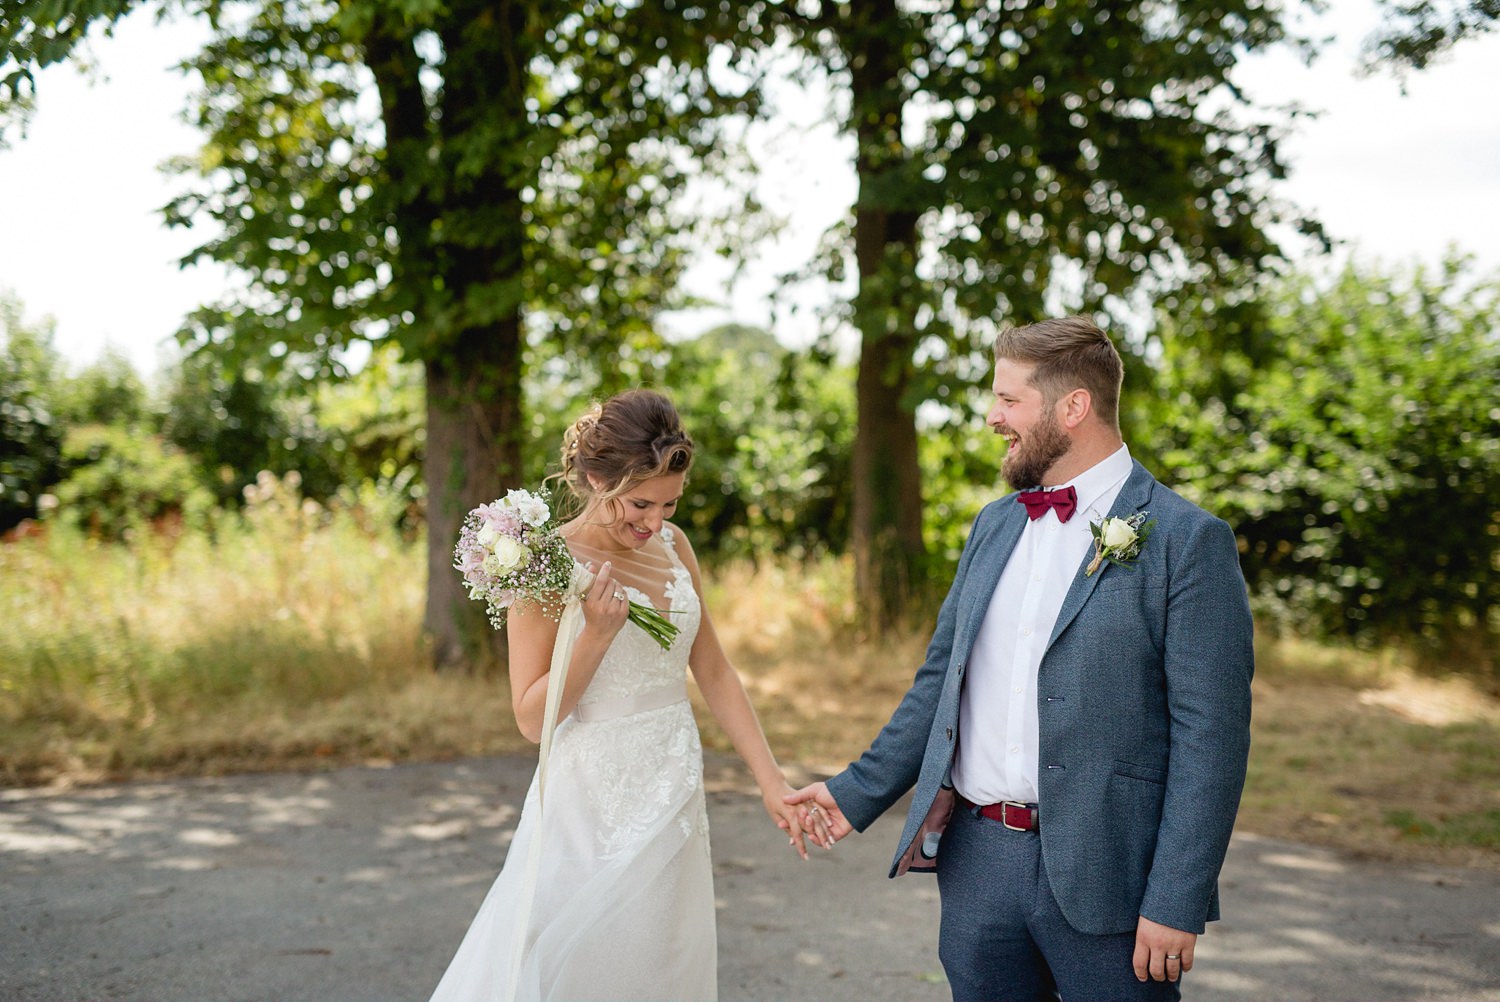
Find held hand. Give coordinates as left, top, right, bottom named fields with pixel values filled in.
left=1132, top=916, right=1196, bottom=983
left=579, top=561, right=630, bottom=639
left=761, top=781, right=816, bottom=861
left=784, top=782, right=853, bottom=846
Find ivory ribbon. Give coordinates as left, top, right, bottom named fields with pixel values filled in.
left=573, top=681, right=687, bottom=723
left=506, top=596, right=584, bottom=1002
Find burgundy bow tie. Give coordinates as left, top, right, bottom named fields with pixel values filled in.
left=1017, top=485, right=1078, bottom=523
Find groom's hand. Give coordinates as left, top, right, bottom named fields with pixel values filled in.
left=784, top=782, right=853, bottom=846
left=1133, top=916, right=1196, bottom=983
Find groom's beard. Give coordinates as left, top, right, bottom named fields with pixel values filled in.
left=1001, top=409, right=1071, bottom=491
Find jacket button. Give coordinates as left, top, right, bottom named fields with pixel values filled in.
left=946, top=727, right=953, bottom=741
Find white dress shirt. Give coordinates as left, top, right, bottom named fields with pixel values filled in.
left=951, top=444, right=1133, bottom=806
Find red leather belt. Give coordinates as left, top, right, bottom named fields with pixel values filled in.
left=958, top=795, right=1039, bottom=832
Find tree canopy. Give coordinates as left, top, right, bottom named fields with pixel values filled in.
left=1365, top=0, right=1499, bottom=69
left=17, top=0, right=1473, bottom=657
left=4, top=0, right=773, bottom=668
left=758, top=0, right=1318, bottom=624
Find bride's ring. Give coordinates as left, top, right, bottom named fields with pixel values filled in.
left=614, top=589, right=625, bottom=601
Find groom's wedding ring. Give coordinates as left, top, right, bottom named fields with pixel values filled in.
left=1165, top=955, right=1180, bottom=961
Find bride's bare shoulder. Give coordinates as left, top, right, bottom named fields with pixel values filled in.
left=662, top=521, right=702, bottom=570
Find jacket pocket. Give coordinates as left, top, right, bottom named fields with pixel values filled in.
left=1091, top=574, right=1167, bottom=596
left=1113, top=759, right=1167, bottom=785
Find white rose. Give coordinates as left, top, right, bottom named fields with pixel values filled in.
left=477, top=522, right=501, bottom=547
left=485, top=536, right=531, bottom=575
left=1102, top=517, right=1137, bottom=549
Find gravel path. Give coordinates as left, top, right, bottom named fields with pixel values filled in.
left=3, top=755, right=1497, bottom=1001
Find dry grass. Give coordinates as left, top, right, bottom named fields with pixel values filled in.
left=1240, top=636, right=1500, bottom=871
left=0, top=482, right=531, bottom=787
left=693, top=558, right=932, bottom=772
left=4, top=504, right=1497, bottom=872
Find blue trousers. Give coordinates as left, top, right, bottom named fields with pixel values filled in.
left=934, top=804, right=1183, bottom=1002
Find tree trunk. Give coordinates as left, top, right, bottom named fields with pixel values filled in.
left=843, top=0, right=926, bottom=629
left=423, top=333, right=522, bottom=671
left=419, top=0, right=532, bottom=671
left=852, top=314, right=924, bottom=627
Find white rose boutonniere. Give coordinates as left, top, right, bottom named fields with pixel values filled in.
left=1086, top=511, right=1155, bottom=577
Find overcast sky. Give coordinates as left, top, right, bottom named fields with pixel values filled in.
left=2, top=1, right=1496, bottom=376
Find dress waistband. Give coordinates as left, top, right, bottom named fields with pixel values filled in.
left=573, top=681, right=688, bottom=723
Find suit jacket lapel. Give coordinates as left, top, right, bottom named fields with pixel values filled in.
left=1045, top=460, right=1156, bottom=651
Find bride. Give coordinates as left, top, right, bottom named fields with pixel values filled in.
left=429, top=389, right=827, bottom=1002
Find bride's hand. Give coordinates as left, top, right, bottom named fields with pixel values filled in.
left=579, top=561, right=630, bottom=639
left=785, top=782, right=850, bottom=846
left=763, top=783, right=809, bottom=860
left=763, top=780, right=829, bottom=860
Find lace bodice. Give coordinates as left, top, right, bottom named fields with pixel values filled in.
left=571, top=525, right=700, bottom=709
left=547, top=526, right=709, bottom=860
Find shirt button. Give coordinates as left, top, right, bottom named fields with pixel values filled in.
left=1013, top=685, right=1023, bottom=695
left=1021, top=627, right=1033, bottom=637
left=1009, top=746, right=1020, bottom=754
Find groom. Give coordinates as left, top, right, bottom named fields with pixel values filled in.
left=791, top=317, right=1253, bottom=1001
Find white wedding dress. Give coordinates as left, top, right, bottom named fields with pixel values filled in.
left=430, top=526, right=715, bottom=1002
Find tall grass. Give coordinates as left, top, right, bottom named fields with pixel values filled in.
left=0, top=475, right=915, bottom=787
left=0, top=475, right=520, bottom=785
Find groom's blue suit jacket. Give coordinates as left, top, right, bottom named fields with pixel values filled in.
left=826, top=460, right=1254, bottom=937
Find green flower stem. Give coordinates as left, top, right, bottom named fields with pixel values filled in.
left=627, top=602, right=680, bottom=650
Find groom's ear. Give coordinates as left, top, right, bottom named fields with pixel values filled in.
left=1057, top=387, right=1092, bottom=429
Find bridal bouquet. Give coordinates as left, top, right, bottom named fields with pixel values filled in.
left=453, top=487, right=678, bottom=648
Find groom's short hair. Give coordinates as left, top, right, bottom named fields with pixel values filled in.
left=994, top=316, right=1124, bottom=431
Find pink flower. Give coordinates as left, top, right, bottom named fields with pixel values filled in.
left=476, top=502, right=521, bottom=536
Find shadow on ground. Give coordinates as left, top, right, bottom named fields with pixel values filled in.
left=1, top=756, right=1496, bottom=1001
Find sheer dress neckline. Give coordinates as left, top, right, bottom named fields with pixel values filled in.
left=564, top=524, right=688, bottom=613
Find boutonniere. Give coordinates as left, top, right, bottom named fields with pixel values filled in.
left=1086, top=511, right=1155, bottom=576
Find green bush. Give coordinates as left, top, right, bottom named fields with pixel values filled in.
left=161, top=352, right=346, bottom=508
left=663, top=326, right=856, bottom=560
left=53, top=348, right=151, bottom=428
left=0, top=297, right=66, bottom=530
left=1144, top=258, right=1499, bottom=662
left=53, top=426, right=216, bottom=539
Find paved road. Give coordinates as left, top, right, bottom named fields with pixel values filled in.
left=2, top=755, right=1497, bottom=1002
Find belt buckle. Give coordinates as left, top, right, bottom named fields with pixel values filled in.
left=1001, top=801, right=1031, bottom=832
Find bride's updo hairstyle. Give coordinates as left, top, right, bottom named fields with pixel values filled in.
left=558, top=390, right=694, bottom=514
